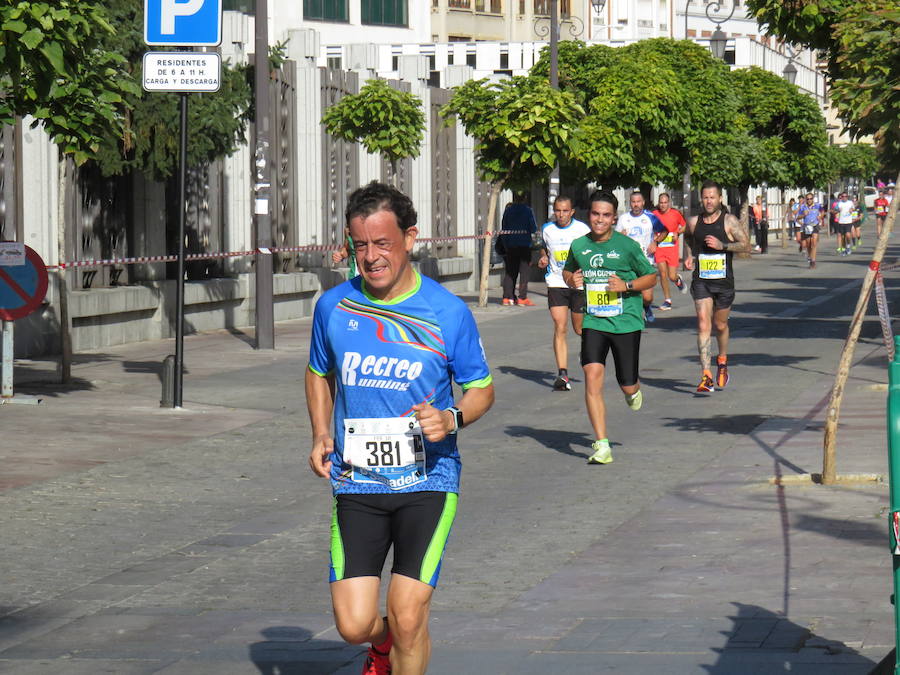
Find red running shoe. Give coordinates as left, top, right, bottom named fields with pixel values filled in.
left=362, top=631, right=392, bottom=675
left=517, top=297, right=536, bottom=306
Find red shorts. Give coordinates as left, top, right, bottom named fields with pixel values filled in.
left=654, top=245, right=679, bottom=267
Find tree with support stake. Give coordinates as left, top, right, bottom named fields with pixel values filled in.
left=746, top=0, right=900, bottom=484
left=441, top=76, right=584, bottom=308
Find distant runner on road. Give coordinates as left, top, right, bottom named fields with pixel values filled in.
left=563, top=190, right=658, bottom=465
left=683, top=181, right=750, bottom=393
left=616, top=191, right=666, bottom=323
left=651, top=192, right=689, bottom=311
left=538, top=195, right=591, bottom=391
left=306, top=181, right=495, bottom=675
left=796, top=193, right=824, bottom=269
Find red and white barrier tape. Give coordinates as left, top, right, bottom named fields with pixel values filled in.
left=46, top=229, right=533, bottom=270
left=874, top=271, right=895, bottom=361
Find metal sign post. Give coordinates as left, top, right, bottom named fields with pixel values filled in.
left=143, top=0, right=222, bottom=408
left=254, top=0, right=274, bottom=350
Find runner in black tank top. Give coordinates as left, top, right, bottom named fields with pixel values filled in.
left=684, top=181, right=750, bottom=393
left=691, top=210, right=735, bottom=287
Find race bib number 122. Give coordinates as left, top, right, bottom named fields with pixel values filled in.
left=698, top=253, right=726, bottom=280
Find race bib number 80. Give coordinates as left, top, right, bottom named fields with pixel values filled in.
left=343, top=417, right=427, bottom=490
left=585, top=282, right=623, bottom=317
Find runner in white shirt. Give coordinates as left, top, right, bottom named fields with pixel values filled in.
left=538, top=195, right=591, bottom=391
left=832, top=192, right=855, bottom=256
left=616, top=191, right=666, bottom=323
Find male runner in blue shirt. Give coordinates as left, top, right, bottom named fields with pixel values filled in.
left=307, top=181, right=494, bottom=675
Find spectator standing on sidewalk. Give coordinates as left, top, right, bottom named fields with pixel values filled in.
left=787, top=198, right=798, bottom=242
left=751, top=196, right=770, bottom=254
left=498, top=192, right=537, bottom=306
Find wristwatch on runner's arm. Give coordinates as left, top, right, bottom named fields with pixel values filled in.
left=446, top=406, right=463, bottom=434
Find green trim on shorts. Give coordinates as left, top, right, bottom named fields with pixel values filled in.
left=330, top=498, right=345, bottom=581
left=419, top=492, right=458, bottom=584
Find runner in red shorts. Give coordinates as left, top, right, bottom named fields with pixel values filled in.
left=651, top=193, right=688, bottom=311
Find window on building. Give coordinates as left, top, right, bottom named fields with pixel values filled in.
left=304, top=0, right=349, bottom=21
left=475, top=0, right=502, bottom=11
left=534, top=0, right=568, bottom=16
left=449, top=0, right=471, bottom=7
left=362, top=0, right=408, bottom=25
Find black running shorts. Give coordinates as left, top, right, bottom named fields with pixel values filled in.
left=690, top=279, right=735, bottom=310
left=330, top=491, right=457, bottom=588
left=580, top=328, right=641, bottom=387
left=548, top=287, right=585, bottom=313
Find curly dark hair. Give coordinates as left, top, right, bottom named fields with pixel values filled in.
left=588, top=189, right=618, bottom=213
left=345, top=181, right=418, bottom=232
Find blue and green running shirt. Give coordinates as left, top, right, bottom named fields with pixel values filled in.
left=308, top=271, right=492, bottom=495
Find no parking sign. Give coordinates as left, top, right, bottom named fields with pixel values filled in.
left=0, top=243, right=49, bottom=321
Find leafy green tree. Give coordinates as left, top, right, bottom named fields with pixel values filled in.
left=746, top=0, right=899, bottom=165
left=827, top=143, right=879, bottom=184
left=531, top=40, right=831, bottom=244
left=441, top=75, right=584, bottom=306
left=321, top=78, right=425, bottom=186
left=0, top=0, right=137, bottom=163
left=533, top=39, right=740, bottom=188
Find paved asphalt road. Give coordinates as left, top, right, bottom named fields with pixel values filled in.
left=1, top=235, right=897, bottom=674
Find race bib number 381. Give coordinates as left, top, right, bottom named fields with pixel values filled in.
left=343, top=417, right=426, bottom=490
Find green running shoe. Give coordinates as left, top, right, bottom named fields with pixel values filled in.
left=626, top=390, right=643, bottom=411
left=587, top=439, right=613, bottom=464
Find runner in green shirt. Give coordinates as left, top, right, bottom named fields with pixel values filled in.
left=563, top=190, right=658, bottom=465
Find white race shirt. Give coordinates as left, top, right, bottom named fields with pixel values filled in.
left=541, top=218, right=590, bottom=288
left=836, top=199, right=855, bottom=224
left=616, top=210, right=663, bottom=263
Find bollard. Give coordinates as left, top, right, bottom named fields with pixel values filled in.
left=887, top=335, right=900, bottom=674
left=161, top=354, right=176, bottom=408
left=1, top=320, right=12, bottom=399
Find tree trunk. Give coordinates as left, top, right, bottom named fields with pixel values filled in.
left=56, top=155, right=72, bottom=383
left=822, top=168, right=900, bottom=484
left=478, top=183, right=502, bottom=308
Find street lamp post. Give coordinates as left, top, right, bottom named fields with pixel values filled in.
left=684, top=0, right=735, bottom=51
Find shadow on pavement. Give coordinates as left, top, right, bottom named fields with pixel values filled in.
left=660, top=413, right=793, bottom=436
left=703, top=602, right=875, bottom=674
left=249, top=625, right=359, bottom=675
left=497, top=365, right=580, bottom=388
left=505, top=425, right=593, bottom=458
left=792, top=513, right=884, bottom=549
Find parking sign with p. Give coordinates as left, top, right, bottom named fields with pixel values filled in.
left=145, top=0, right=222, bottom=46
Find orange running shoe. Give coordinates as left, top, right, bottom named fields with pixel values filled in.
left=697, top=371, right=715, bottom=393
left=716, top=359, right=729, bottom=389
left=501, top=298, right=515, bottom=306
left=517, top=297, right=536, bottom=306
